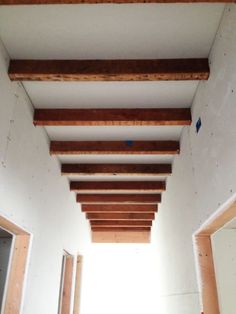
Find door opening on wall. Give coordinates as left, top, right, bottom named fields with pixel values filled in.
left=0, top=215, right=30, bottom=313
left=0, top=228, right=12, bottom=311
left=58, top=252, right=74, bottom=314
left=194, top=200, right=236, bottom=314
left=211, top=217, right=236, bottom=314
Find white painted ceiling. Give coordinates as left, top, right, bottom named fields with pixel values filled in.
left=0, top=4, right=225, bottom=59
left=0, top=4, right=226, bottom=181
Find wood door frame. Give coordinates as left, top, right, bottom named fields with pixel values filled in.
left=73, top=255, right=82, bottom=314
left=0, top=214, right=31, bottom=314
left=59, top=252, right=74, bottom=314
left=193, top=197, right=236, bottom=314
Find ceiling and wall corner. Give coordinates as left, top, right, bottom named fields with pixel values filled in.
left=0, top=3, right=226, bottom=242
left=0, top=2, right=236, bottom=314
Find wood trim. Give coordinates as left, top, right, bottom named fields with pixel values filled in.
left=4, top=235, right=30, bottom=314
left=71, top=181, right=166, bottom=193
left=92, top=230, right=150, bottom=243
left=1, top=0, right=235, bottom=4
left=62, top=164, right=172, bottom=176
left=73, top=256, right=82, bottom=314
left=9, top=59, right=209, bottom=81
left=50, top=140, right=180, bottom=155
left=195, top=236, right=220, bottom=314
left=35, top=108, right=191, bottom=126
left=194, top=201, right=236, bottom=314
left=0, top=216, right=31, bottom=314
left=198, top=202, right=236, bottom=236
left=86, top=212, right=155, bottom=220
left=77, top=193, right=161, bottom=204
left=81, top=204, right=158, bottom=213
left=0, top=216, right=29, bottom=236
left=90, top=220, right=152, bottom=227
left=61, top=255, right=74, bottom=314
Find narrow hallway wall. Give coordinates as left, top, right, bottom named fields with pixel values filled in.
left=153, top=4, right=236, bottom=314
left=0, top=41, right=90, bottom=314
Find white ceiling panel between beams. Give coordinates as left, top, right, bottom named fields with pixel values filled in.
left=23, top=81, right=198, bottom=109
left=0, top=5, right=225, bottom=59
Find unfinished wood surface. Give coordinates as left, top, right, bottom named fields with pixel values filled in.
left=90, top=220, right=152, bottom=227
left=73, top=256, right=82, bottom=314
left=91, top=226, right=151, bottom=231
left=9, top=59, right=209, bottom=81
left=1, top=0, right=234, bottom=4
left=77, top=193, right=161, bottom=204
left=86, top=212, right=154, bottom=220
left=195, top=236, right=220, bottom=314
left=82, top=204, right=158, bottom=213
left=198, top=202, right=236, bottom=236
left=50, top=140, right=180, bottom=155
left=0, top=216, right=29, bottom=236
left=4, top=235, right=30, bottom=314
left=62, top=164, right=171, bottom=176
left=34, top=108, right=191, bottom=126
left=71, top=181, right=165, bottom=193
left=92, top=230, right=150, bottom=243
left=61, top=255, right=74, bottom=314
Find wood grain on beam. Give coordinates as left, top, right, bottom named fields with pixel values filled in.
left=34, top=108, right=191, bottom=126
left=62, top=164, right=171, bottom=176
left=1, top=0, right=234, bottom=4
left=77, top=194, right=161, bottom=204
left=9, top=59, right=209, bottom=81
left=90, top=220, right=152, bottom=227
left=86, top=212, right=154, bottom=220
left=91, top=227, right=151, bottom=232
left=50, top=140, right=180, bottom=155
left=71, top=181, right=165, bottom=193
left=82, top=204, right=158, bottom=213
left=92, top=230, right=150, bottom=243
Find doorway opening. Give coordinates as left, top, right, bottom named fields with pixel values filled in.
left=0, top=215, right=31, bottom=314
left=194, top=200, right=236, bottom=314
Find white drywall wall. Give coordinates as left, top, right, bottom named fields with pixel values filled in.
left=0, top=41, right=90, bottom=314
left=0, top=237, right=12, bottom=310
left=152, top=4, right=236, bottom=314
left=212, top=229, right=236, bottom=314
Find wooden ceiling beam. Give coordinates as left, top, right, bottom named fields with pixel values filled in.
left=86, top=212, right=155, bottom=220
left=77, top=193, right=161, bottom=204
left=92, top=230, right=150, bottom=243
left=1, top=0, right=234, bottom=4
left=81, top=204, right=158, bottom=213
left=91, top=227, right=151, bottom=232
left=34, top=108, right=191, bottom=126
left=62, top=163, right=171, bottom=176
left=50, top=140, right=180, bottom=155
left=9, top=59, right=209, bottom=82
left=90, top=220, right=152, bottom=227
left=71, top=181, right=165, bottom=193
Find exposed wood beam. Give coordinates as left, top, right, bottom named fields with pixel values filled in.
left=91, top=227, right=151, bottom=232
left=90, top=220, right=152, bottom=227
left=9, top=59, right=209, bottom=82
left=62, top=164, right=171, bottom=176
left=34, top=108, right=191, bottom=126
left=1, top=0, right=234, bottom=4
left=71, top=181, right=166, bottom=193
left=82, top=204, right=158, bottom=213
left=51, top=140, right=180, bottom=155
left=86, top=212, right=154, bottom=220
left=77, top=194, right=161, bottom=204
left=92, top=230, right=150, bottom=243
